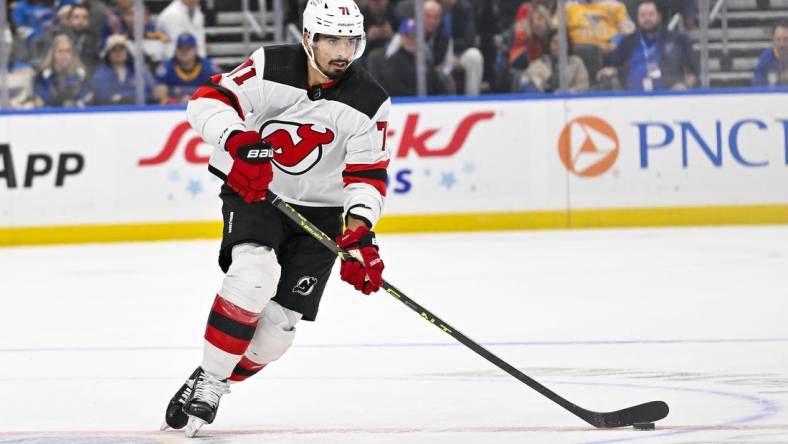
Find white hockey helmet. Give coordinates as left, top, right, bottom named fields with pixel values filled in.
left=302, top=0, right=366, bottom=75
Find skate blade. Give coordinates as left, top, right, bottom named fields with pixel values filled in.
left=184, top=417, right=206, bottom=438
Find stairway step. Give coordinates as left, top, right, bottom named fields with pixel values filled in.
left=207, top=41, right=268, bottom=56
left=725, top=0, right=788, bottom=9
left=689, top=27, right=772, bottom=41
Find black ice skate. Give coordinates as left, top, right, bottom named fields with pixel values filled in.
left=161, top=367, right=203, bottom=431
left=182, top=370, right=231, bottom=438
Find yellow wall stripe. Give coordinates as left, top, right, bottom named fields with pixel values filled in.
left=0, top=221, right=224, bottom=247
left=2, top=204, right=787, bottom=247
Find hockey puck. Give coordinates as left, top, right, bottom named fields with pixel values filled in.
left=633, top=422, right=655, bottom=431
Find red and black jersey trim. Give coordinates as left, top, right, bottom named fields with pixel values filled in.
left=191, top=75, right=245, bottom=120
left=342, top=161, right=389, bottom=197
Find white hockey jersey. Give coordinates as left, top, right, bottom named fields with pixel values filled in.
left=187, top=44, right=391, bottom=227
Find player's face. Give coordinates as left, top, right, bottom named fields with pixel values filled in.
left=312, top=35, right=360, bottom=80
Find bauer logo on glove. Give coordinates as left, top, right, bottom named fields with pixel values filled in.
left=237, top=142, right=275, bottom=163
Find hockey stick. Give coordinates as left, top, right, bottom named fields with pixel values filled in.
left=267, top=191, right=669, bottom=428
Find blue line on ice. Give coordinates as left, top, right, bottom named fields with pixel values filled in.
left=2, top=337, right=787, bottom=353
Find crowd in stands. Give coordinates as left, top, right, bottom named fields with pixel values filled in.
left=361, top=0, right=702, bottom=95
left=2, top=0, right=787, bottom=108
left=3, top=0, right=217, bottom=107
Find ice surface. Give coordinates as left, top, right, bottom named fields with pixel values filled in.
left=1, top=226, right=787, bottom=443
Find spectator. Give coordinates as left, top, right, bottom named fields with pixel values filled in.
left=92, top=34, right=154, bottom=105
left=156, top=0, right=206, bottom=58
left=361, top=0, right=399, bottom=55
left=386, top=0, right=456, bottom=93
left=377, top=18, right=450, bottom=96
left=3, top=28, right=36, bottom=108
left=753, top=21, right=788, bottom=87
left=495, top=0, right=522, bottom=31
left=520, top=28, right=589, bottom=93
left=101, top=0, right=133, bottom=44
left=565, top=0, right=635, bottom=79
left=598, top=0, right=697, bottom=91
left=442, top=0, right=484, bottom=95
left=508, top=3, right=552, bottom=70
left=492, top=3, right=552, bottom=92
left=121, top=5, right=169, bottom=69
left=26, top=3, right=96, bottom=71
left=61, top=4, right=102, bottom=76
left=34, top=33, right=92, bottom=107
left=10, top=0, right=56, bottom=45
left=154, top=33, right=218, bottom=104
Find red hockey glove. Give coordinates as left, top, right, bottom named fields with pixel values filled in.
left=225, top=131, right=274, bottom=203
left=336, top=226, right=384, bottom=295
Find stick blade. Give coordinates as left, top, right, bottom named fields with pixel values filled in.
left=587, top=401, right=669, bottom=428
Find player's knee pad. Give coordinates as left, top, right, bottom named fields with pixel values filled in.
left=245, top=301, right=302, bottom=364
left=220, top=243, right=281, bottom=313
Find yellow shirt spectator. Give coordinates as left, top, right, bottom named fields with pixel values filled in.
left=566, top=1, right=635, bottom=49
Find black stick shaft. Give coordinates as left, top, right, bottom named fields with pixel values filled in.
left=267, top=192, right=667, bottom=428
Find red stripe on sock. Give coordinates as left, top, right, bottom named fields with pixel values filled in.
left=205, top=325, right=252, bottom=355
left=229, top=357, right=267, bottom=382
left=211, top=295, right=260, bottom=326
left=238, top=356, right=266, bottom=371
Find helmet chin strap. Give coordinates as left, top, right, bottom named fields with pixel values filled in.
left=302, top=37, right=332, bottom=81
left=302, top=33, right=358, bottom=82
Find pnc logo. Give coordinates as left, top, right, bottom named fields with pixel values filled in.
left=558, top=116, right=619, bottom=177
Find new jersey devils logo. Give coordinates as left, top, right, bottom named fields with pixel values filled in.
left=293, top=276, right=318, bottom=296
left=260, top=120, right=335, bottom=175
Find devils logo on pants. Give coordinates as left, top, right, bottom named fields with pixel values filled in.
left=260, top=120, right=335, bottom=175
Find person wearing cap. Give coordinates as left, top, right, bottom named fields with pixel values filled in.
left=154, top=32, right=219, bottom=104
left=91, top=33, right=154, bottom=105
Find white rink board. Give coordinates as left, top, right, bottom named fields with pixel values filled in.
left=0, top=90, right=787, bottom=229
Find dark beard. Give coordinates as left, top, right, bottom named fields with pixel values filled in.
left=322, top=60, right=350, bottom=80
left=641, top=23, right=659, bottom=35
left=325, top=69, right=345, bottom=80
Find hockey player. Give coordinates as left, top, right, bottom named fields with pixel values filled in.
left=161, top=0, right=390, bottom=437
